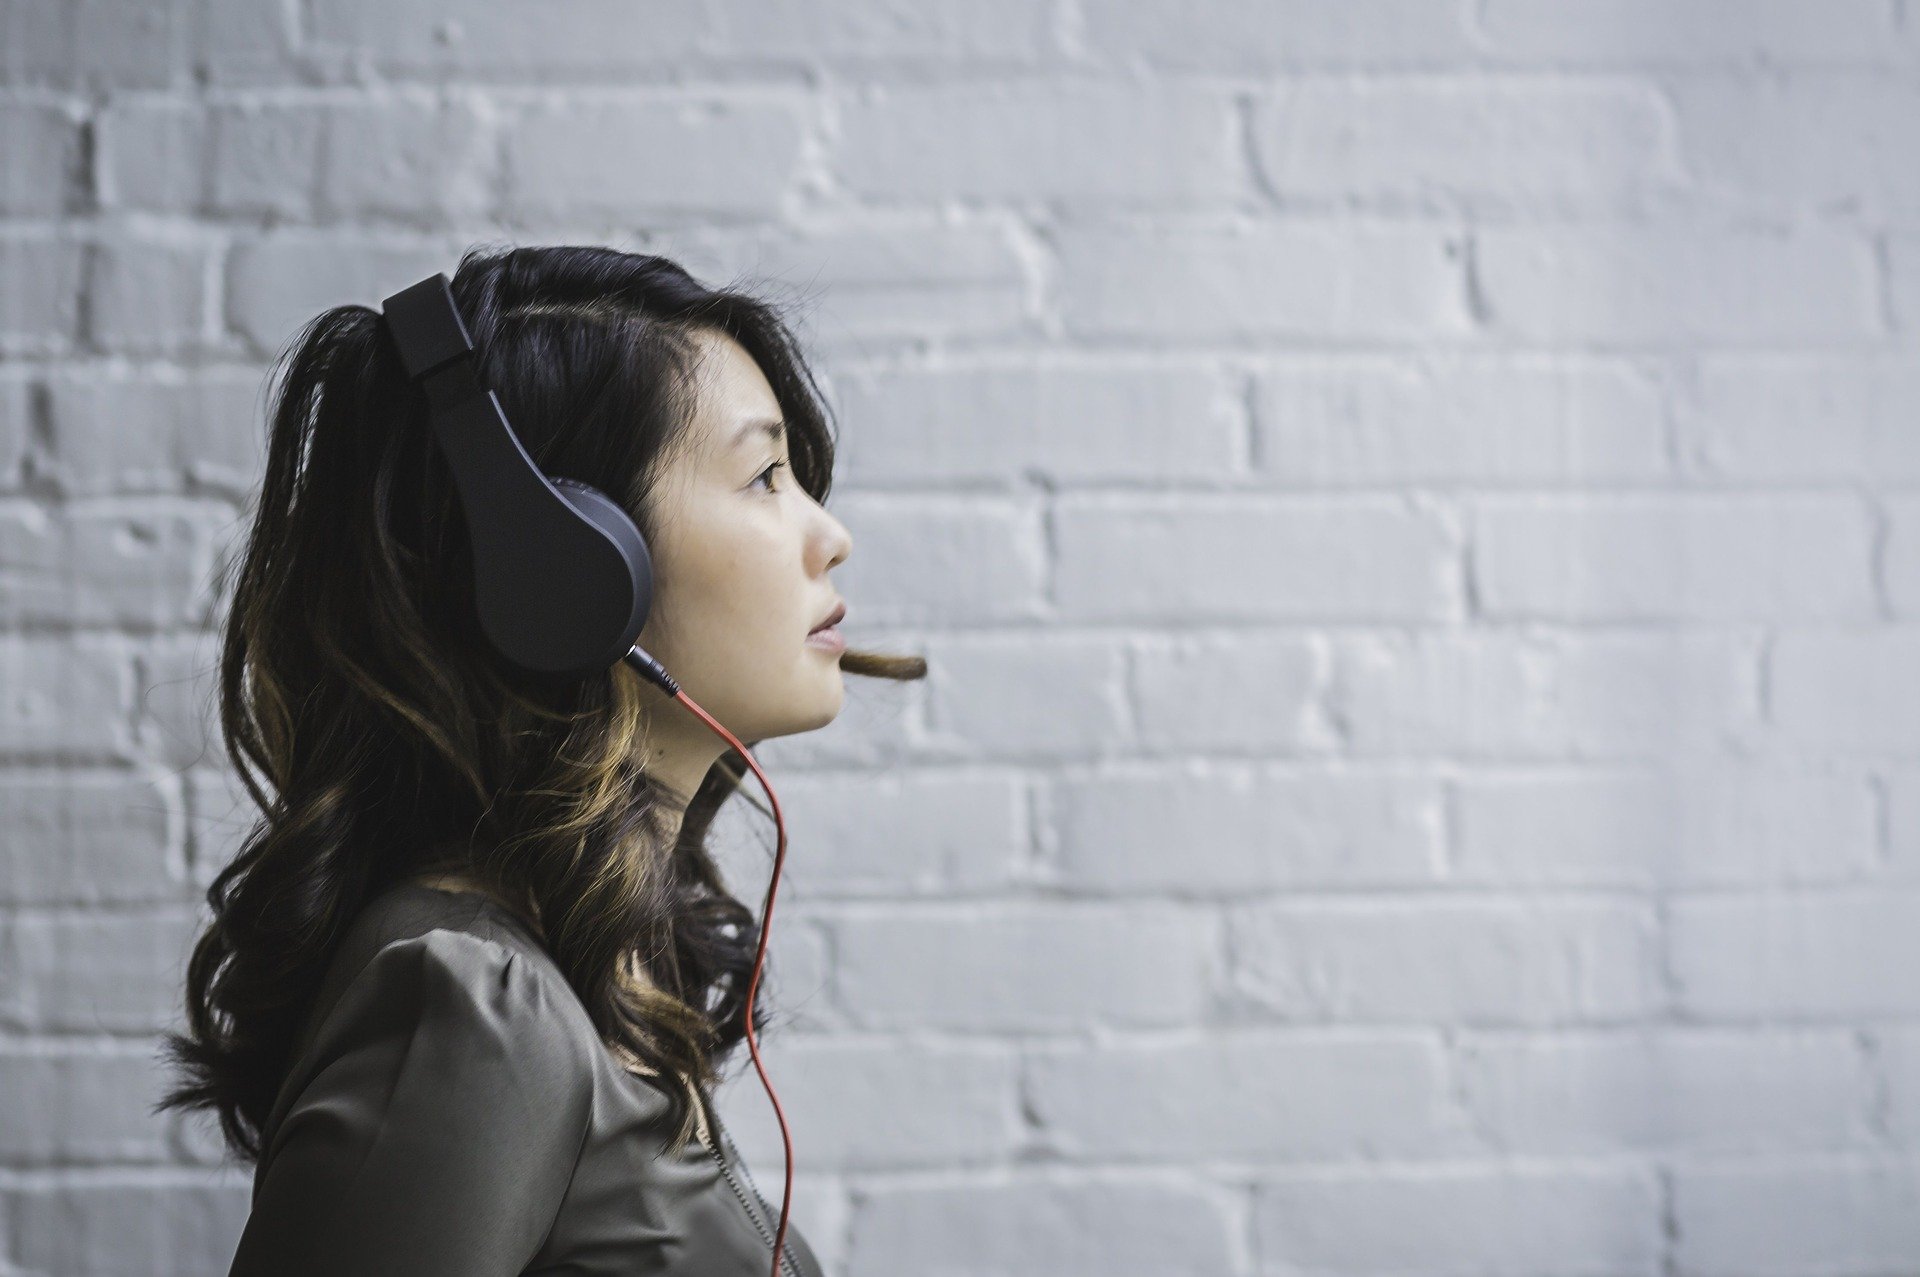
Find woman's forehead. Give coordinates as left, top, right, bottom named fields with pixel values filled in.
left=686, top=331, right=783, bottom=459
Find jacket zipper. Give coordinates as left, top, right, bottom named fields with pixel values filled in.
left=705, top=1112, right=804, bottom=1277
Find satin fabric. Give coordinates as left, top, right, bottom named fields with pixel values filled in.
left=227, top=882, right=826, bottom=1276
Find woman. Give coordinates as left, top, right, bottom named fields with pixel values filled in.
left=154, top=243, right=927, bottom=1275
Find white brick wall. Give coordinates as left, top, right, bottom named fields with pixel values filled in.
left=2, top=2, right=1917, bottom=1274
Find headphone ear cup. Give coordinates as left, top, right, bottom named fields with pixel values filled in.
left=547, top=475, right=656, bottom=634
left=380, top=273, right=655, bottom=678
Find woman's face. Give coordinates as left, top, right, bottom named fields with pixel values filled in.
left=633, top=327, right=854, bottom=751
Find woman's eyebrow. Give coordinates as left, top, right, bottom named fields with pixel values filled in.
left=731, top=418, right=786, bottom=450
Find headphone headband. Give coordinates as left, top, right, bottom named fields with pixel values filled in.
left=379, top=273, right=474, bottom=382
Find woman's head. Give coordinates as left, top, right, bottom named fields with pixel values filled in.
left=156, top=243, right=926, bottom=1162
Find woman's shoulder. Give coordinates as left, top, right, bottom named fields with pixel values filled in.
left=310, top=883, right=517, bottom=1005
left=292, top=880, right=698, bottom=1140
left=239, top=886, right=606, bottom=1271
left=319, top=881, right=584, bottom=1041
left=266, top=883, right=602, bottom=1136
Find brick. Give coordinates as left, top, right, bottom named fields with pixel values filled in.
left=1769, top=629, right=1920, bottom=753
left=834, top=362, right=1239, bottom=485
left=1057, top=221, right=1471, bottom=341
left=817, top=493, right=1041, bottom=623
left=0, top=634, right=132, bottom=759
left=0, top=232, right=84, bottom=352
left=1450, top=764, right=1880, bottom=888
left=918, top=632, right=1130, bottom=760
left=1081, top=0, right=1478, bottom=70
left=41, top=365, right=266, bottom=496
left=831, top=902, right=1216, bottom=1030
left=1255, top=355, right=1667, bottom=485
left=0, top=373, right=31, bottom=489
left=852, top=1177, right=1235, bottom=1275
left=1456, top=1027, right=1875, bottom=1154
left=1331, top=630, right=1764, bottom=760
left=1054, top=495, right=1455, bottom=622
left=196, top=0, right=300, bottom=87
left=1673, top=1159, right=1920, bottom=1273
left=698, top=0, right=1051, bottom=64
left=0, top=769, right=186, bottom=905
left=308, top=0, right=1049, bottom=74
left=86, top=235, right=216, bottom=355
left=501, top=95, right=804, bottom=222
left=662, top=221, right=1035, bottom=348
left=0, top=498, right=228, bottom=627
left=1470, top=493, right=1877, bottom=622
left=0, top=100, right=84, bottom=215
left=717, top=1037, right=1019, bottom=1170
left=836, top=81, right=1242, bottom=208
left=1671, top=76, right=1920, bottom=220
left=1050, top=763, right=1444, bottom=891
left=1867, top=1028, right=1920, bottom=1146
left=1128, top=631, right=1333, bottom=754
left=1674, top=355, right=1920, bottom=483
left=0, top=1043, right=175, bottom=1161
left=1886, top=493, right=1920, bottom=618
left=1890, top=234, right=1920, bottom=334
left=1673, top=891, right=1920, bottom=1019
left=307, top=0, right=705, bottom=73
left=1477, top=0, right=1903, bottom=66
left=729, top=769, right=1025, bottom=897
left=0, top=0, right=194, bottom=90
left=207, top=99, right=322, bottom=219
left=1888, top=768, right=1920, bottom=882
left=1255, top=1163, right=1662, bottom=1274
left=1232, top=897, right=1662, bottom=1024
left=95, top=98, right=207, bottom=212
left=1026, top=1027, right=1470, bottom=1160
left=1251, top=79, right=1680, bottom=214
left=5, top=1175, right=250, bottom=1277
left=0, top=907, right=202, bottom=1031
left=207, top=94, right=496, bottom=223
left=223, top=233, right=452, bottom=356
left=1475, top=226, right=1880, bottom=344
left=320, top=95, right=493, bottom=221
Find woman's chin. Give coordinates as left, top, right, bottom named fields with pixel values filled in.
left=806, top=674, right=844, bottom=725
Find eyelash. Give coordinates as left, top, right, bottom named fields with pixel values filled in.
left=752, top=460, right=788, bottom=492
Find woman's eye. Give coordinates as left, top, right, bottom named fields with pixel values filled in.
left=752, top=460, right=788, bottom=492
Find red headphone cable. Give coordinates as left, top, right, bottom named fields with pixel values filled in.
left=625, top=646, right=796, bottom=1277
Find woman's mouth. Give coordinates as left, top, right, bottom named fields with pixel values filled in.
left=808, top=600, right=847, bottom=653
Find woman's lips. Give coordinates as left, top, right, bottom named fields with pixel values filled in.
left=808, top=600, right=847, bottom=653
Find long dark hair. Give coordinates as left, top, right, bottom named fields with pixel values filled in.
left=153, top=242, right=927, bottom=1162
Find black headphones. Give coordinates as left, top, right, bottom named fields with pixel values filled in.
left=378, top=271, right=679, bottom=694
left=377, top=270, right=802, bottom=1277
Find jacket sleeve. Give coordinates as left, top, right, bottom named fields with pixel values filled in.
left=227, top=928, right=595, bottom=1277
